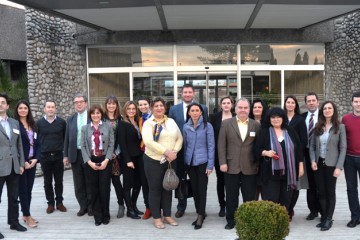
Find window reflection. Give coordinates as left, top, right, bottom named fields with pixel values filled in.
left=177, top=45, right=237, bottom=66
left=241, top=45, right=324, bottom=65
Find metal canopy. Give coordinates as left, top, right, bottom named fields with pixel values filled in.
left=8, top=0, right=360, bottom=31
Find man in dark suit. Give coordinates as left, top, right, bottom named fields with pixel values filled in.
left=169, top=83, right=208, bottom=218
left=0, top=93, right=27, bottom=238
left=218, top=98, right=261, bottom=230
left=63, top=93, right=92, bottom=216
left=302, top=92, right=321, bottom=220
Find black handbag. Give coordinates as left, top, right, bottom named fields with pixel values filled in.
left=175, top=177, right=193, bottom=199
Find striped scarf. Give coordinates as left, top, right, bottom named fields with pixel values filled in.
left=139, top=112, right=152, bottom=151
left=153, top=116, right=167, bottom=142
left=269, top=127, right=297, bottom=190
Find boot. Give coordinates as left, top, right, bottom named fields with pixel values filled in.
left=194, top=215, right=204, bottom=230
left=124, top=190, right=140, bottom=219
left=320, top=218, right=333, bottom=231
left=131, top=188, right=144, bottom=215
left=117, top=204, right=125, bottom=218
left=219, top=205, right=226, bottom=217
left=143, top=208, right=151, bottom=220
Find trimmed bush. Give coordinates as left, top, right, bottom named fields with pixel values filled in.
left=235, top=200, right=289, bottom=240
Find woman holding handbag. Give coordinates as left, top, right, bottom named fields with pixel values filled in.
left=183, top=103, right=215, bottom=229
left=142, top=97, right=183, bottom=229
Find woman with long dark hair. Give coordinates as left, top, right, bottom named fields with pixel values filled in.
left=103, top=95, right=125, bottom=218
left=249, top=99, right=268, bottom=125
left=118, top=101, right=143, bottom=219
left=310, top=101, right=346, bottom=231
left=14, top=100, right=40, bottom=228
left=210, top=96, right=234, bottom=217
left=183, top=103, right=215, bottom=229
left=137, top=96, right=152, bottom=219
left=283, top=95, right=308, bottom=220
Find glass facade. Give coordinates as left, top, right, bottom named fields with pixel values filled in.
left=87, top=44, right=324, bottom=110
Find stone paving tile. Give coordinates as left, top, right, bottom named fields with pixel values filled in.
left=0, top=170, right=359, bottom=239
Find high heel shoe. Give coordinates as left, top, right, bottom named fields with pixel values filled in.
left=126, top=210, right=141, bottom=219
left=154, top=219, right=165, bottom=229
left=164, top=217, right=178, bottom=226
left=194, top=215, right=204, bottom=230
left=23, top=216, right=37, bottom=228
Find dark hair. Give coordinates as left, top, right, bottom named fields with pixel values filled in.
left=186, top=103, right=207, bottom=128
left=284, top=95, right=301, bottom=115
left=352, top=91, right=360, bottom=102
left=74, top=93, right=88, bottom=102
left=137, top=96, right=151, bottom=105
left=88, top=104, right=104, bottom=120
left=220, top=96, right=234, bottom=105
left=304, top=92, right=319, bottom=102
left=44, top=100, right=57, bottom=107
left=0, top=93, right=9, bottom=105
left=249, top=99, right=268, bottom=122
left=14, top=100, right=36, bottom=131
left=264, top=107, right=288, bottom=129
left=182, top=83, right=194, bottom=92
left=151, top=97, right=167, bottom=112
left=122, top=101, right=139, bottom=123
left=314, top=101, right=340, bottom=135
left=104, top=95, right=121, bottom=120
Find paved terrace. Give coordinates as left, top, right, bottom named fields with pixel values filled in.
left=0, top=170, right=359, bottom=240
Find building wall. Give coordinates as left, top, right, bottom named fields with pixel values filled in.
left=325, top=10, right=360, bottom=116
left=25, top=8, right=87, bottom=119
left=0, top=4, right=26, bottom=61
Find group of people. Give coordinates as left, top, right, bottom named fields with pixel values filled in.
left=1, top=88, right=360, bottom=238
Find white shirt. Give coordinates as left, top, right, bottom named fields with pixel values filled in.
left=305, top=109, right=319, bottom=130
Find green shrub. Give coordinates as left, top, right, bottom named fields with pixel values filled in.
left=235, top=200, right=289, bottom=240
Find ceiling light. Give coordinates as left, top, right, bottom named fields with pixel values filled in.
left=98, top=1, right=110, bottom=4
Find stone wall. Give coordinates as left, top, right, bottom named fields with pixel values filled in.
left=25, top=8, right=87, bottom=119
left=325, top=10, right=360, bottom=116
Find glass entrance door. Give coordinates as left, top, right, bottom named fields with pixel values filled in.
left=177, top=72, right=237, bottom=114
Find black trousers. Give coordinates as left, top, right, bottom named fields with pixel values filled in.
left=87, top=155, right=112, bottom=223
left=224, top=172, right=257, bottom=226
left=314, top=160, right=337, bottom=219
left=41, top=152, right=64, bottom=206
left=143, top=154, right=172, bottom=219
left=188, top=162, right=208, bottom=215
left=138, top=153, right=150, bottom=208
left=0, top=168, right=20, bottom=225
left=19, top=162, right=36, bottom=216
left=214, top=157, right=226, bottom=207
left=262, top=179, right=293, bottom=213
left=175, top=149, right=187, bottom=212
left=304, top=148, right=321, bottom=214
left=71, top=150, right=91, bottom=210
left=111, top=156, right=124, bottom=206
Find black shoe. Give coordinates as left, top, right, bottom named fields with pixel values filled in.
left=117, top=205, right=125, bottom=218
left=347, top=219, right=360, bottom=228
left=102, top=217, right=110, bottom=225
left=225, top=223, right=234, bottom=230
left=0, top=232, right=4, bottom=239
left=127, top=210, right=141, bottom=219
left=10, top=223, right=27, bottom=232
left=306, top=212, right=318, bottom=220
left=219, top=206, right=226, bottom=217
left=321, top=218, right=333, bottom=231
left=88, top=209, right=94, bottom=216
left=175, top=210, right=185, bottom=218
left=95, top=221, right=102, bottom=226
left=77, top=208, right=88, bottom=216
left=133, top=206, right=144, bottom=215
left=316, top=220, right=325, bottom=228
left=194, top=215, right=204, bottom=230
left=192, top=214, right=207, bottom=225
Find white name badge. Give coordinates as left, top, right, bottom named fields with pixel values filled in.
left=13, top=129, right=20, bottom=134
left=250, top=131, right=256, bottom=137
left=34, top=132, right=37, bottom=139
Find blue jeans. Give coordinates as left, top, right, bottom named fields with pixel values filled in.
left=344, top=155, right=360, bottom=221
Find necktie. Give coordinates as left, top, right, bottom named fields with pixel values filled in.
left=77, top=114, right=84, bottom=148
left=308, top=113, right=314, bottom=145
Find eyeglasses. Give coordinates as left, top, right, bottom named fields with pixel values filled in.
left=74, top=100, right=85, bottom=104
